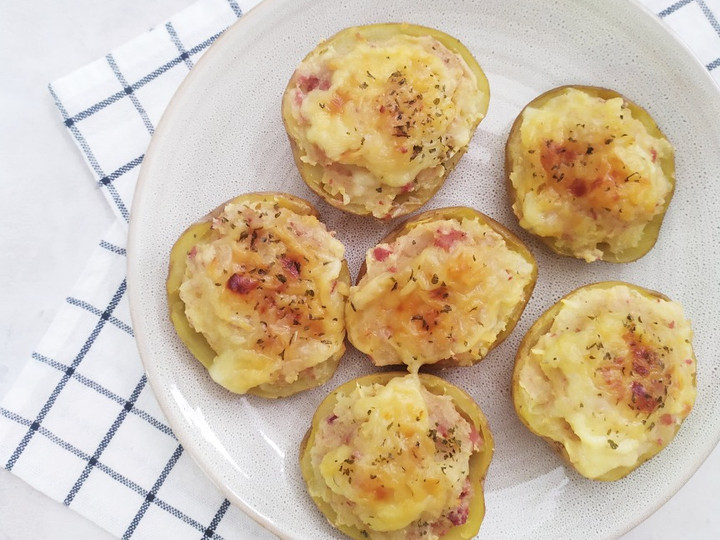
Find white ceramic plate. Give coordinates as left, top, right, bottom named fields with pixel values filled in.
left=128, top=0, right=720, bottom=538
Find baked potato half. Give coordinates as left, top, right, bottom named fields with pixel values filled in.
left=166, top=192, right=350, bottom=398
left=300, top=372, right=494, bottom=539
left=346, top=207, right=537, bottom=371
left=282, top=23, right=490, bottom=219
left=505, top=85, right=675, bottom=262
left=512, top=281, right=696, bottom=481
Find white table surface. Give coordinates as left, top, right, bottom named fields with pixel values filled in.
left=1, top=1, right=718, bottom=538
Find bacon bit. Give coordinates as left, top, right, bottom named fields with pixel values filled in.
left=629, top=337, right=659, bottom=376
left=293, top=89, right=303, bottom=107
left=445, top=484, right=471, bottom=527
left=631, top=381, right=646, bottom=397
left=632, top=360, right=649, bottom=376
left=379, top=105, right=385, bottom=113
left=434, top=229, right=466, bottom=251
left=399, top=146, right=408, bottom=153
left=685, top=358, right=693, bottom=365
left=188, top=246, right=197, bottom=259
left=668, top=320, right=675, bottom=329
left=281, top=256, right=301, bottom=278
left=656, top=438, right=664, bottom=445
left=297, top=74, right=330, bottom=93
left=447, top=506, right=469, bottom=526
left=660, top=413, right=673, bottom=425
left=569, top=178, right=587, bottom=197
left=631, top=381, right=659, bottom=414
left=619, top=331, right=667, bottom=413
left=651, top=148, right=657, bottom=162
left=373, top=246, right=392, bottom=261
left=327, top=414, right=338, bottom=424
left=226, top=273, right=258, bottom=294
left=298, top=74, right=319, bottom=93
left=401, top=182, right=414, bottom=193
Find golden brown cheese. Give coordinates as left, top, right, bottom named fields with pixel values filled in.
left=346, top=212, right=536, bottom=371
left=174, top=195, right=349, bottom=395
left=513, top=282, right=696, bottom=481
left=303, top=373, right=488, bottom=539
left=506, top=86, right=674, bottom=262
left=282, top=24, right=489, bottom=218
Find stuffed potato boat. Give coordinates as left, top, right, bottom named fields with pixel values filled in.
left=166, top=192, right=350, bottom=398
left=505, top=85, right=675, bottom=262
left=346, top=207, right=537, bottom=371
left=512, top=281, right=696, bottom=481
left=300, top=372, right=494, bottom=539
left=282, top=23, right=490, bottom=219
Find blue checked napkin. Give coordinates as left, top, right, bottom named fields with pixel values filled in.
left=1, top=0, right=719, bottom=538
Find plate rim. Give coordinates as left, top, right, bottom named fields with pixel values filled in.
left=126, top=0, right=720, bottom=537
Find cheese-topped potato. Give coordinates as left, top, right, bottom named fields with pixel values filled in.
left=346, top=207, right=537, bottom=371
left=512, top=281, right=696, bottom=481
left=282, top=23, right=489, bottom=219
left=506, top=85, right=675, bottom=262
left=166, top=192, right=350, bottom=398
left=300, top=372, right=493, bottom=540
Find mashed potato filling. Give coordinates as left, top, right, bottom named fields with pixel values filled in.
left=515, top=284, right=696, bottom=480
left=347, top=217, right=535, bottom=371
left=509, top=88, right=674, bottom=261
left=308, top=374, right=481, bottom=539
left=285, top=32, right=485, bottom=217
left=178, top=200, right=348, bottom=394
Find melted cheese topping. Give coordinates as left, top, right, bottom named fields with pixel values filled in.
left=308, top=374, right=480, bottom=539
left=509, top=88, right=674, bottom=261
left=514, top=284, right=696, bottom=480
left=284, top=32, right=486, bottom=218
left=178, top=200, right=348, bottom=394
left=347, top=217, right=535, bottom=371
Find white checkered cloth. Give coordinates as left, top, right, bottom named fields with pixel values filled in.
left=1, top=0, right=719, bottom=538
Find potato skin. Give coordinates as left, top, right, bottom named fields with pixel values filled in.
left=299, top=372, right=494, bottom=539
left=166, top=192, right=351, bottom=398
left=349, top=206, right=537, bottom=369
left=282, top=23, right=490, bottom=219
left=505, top=85, right=675, bottom=263
left=356, top=206, right=536, bottom=283
left=512, top=281, right=697, bottom=481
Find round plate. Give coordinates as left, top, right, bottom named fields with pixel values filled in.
left=127, top=0, right=720, bottom=538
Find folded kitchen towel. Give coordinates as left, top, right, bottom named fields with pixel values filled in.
left=0, top=0, right=718, bottom=538
left=48, top=0, right=260, bottom=227
left=0, top=222, right=271, bottom=539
